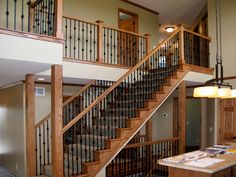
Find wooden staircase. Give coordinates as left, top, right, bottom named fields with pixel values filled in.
left=78, top=69, right=187, bottom=177
left=35, top=26, right=212, bottom=177
left=60, top=28, right=187, bottom=177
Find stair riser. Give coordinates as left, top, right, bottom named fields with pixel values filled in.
left=93, top=118, right=126, bottom=128
left=104, top=110, right=136, bottom=118
left=77, top=136, right=105, bottom=149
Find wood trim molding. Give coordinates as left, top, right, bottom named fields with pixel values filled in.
left=184, top=64, right=214, bottom=75
left=63, top=58, right=131, bottom=70
left=25, top=74, right=36, bottom=177
left=0, top=28, right=64, bottom=43
left=120, top=0, right=159, bottom=15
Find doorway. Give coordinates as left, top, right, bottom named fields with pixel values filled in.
left=118, top=9, right=138, bottom=33
left=173, top=97, right=201, bottom=152
left=118, top=9, right=139, bottom=66
left=186, top=98, right=201, bottom=152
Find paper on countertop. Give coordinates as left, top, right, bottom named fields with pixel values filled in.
left=184, top=158, right=224, bottom=168
left=163, top=151, right=208, bottom=163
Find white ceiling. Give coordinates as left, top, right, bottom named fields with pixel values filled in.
left=0, top=58, right=51, bottom=88
left=128, top=0, right=207, bottom=27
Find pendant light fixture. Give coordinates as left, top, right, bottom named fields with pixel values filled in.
left=193, top=0, right=236, bottom=98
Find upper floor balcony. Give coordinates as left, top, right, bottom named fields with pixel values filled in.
left=0, top=0, right=212, bottom=87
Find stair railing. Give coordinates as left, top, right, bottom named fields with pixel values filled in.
left=183, top=28, right=211, bottom=67
left=62, top=27, right=182, bottom=176
left=34, top=79, right=115, bottom=176
left=106, top=137, right=179, bottom=177
left=62, top=16, right=150, bottom=67
left=0, top=0, right=63, bottom=37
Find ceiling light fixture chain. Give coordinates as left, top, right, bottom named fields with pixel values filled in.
left=193, top=0, right=235, bottom=98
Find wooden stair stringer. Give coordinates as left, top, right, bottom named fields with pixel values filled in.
left=81, top=68, right=189, bottom=177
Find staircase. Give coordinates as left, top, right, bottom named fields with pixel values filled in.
left=60, top=28, right=188, bottom=177
left=35, top=25, right=211, bottom=177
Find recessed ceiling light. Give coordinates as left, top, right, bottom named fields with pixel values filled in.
left=165, top=27, right=174, bottom=33
left=38, top=77, right=45, bottom=81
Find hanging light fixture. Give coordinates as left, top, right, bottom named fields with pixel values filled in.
left=193, top=0, right=235, bottom=98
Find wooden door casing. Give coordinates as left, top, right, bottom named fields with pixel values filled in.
left=219, top=99, right=236, bottom=143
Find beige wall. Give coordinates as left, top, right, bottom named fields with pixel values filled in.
left=208, top=0, right=236, bottom=87
left=152, top=88, right=208, bottom=148
left=35, top=84, right=81, bottom=124
left=208, top=0, right=236, bottom=144
left=63, top=0, right=159, bottom=48
left=0, top=84, right=25, bottom=177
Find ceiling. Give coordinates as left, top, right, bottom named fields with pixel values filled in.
left=0, top=58, right=51, bottom=88
left=128, top=0, right=207, bottom=31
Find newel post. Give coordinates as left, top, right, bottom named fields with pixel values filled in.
left=51, top=65, right=63, bottom=177
left=96, top=20, right=104, bottom=62
left=178, top=81, right=186, bottom=154
left=144, top=34, right=151, bottom=54
left=25, top=74, right=36, bottom=177
left=27, top=0, right=34, bottom=33
left=54, top=0, right=63, bottom=38
left=179, top=26, right=185, bottom=67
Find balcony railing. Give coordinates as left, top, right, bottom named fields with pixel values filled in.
left=183, top=29, right=210, bottom=67
left=63, top=16, right=149, bottom=67
left=106, top=137, right=179, bottom=177
left=0, top=0, right=56, bottom=36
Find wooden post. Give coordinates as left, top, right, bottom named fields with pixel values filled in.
left=144, top=34, right=151, bottom=54
left=179, top=26, right=185, bottom=67
left=178, top=81, right=186, bottom=154
left=51, top=65, right=63, bottom=177
left=54, top=0, right=63, bottom=38
left=25, top=74, right=36, bottom=177
left=96, top=20, right=104, bottom=62
left=144, top=34, right=152, bottom=141
left=27, top=1, right=35, bottom=33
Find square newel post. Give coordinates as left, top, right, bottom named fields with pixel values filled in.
left=96, top=20, right=104, bottom=62
left=179, top=26, right=185, bottom=68
left=51, top=65, right=63, bottom=177
left=27, top=0, right=34, bottom=33
left=178, top=81, right=186, bottom=154
left=25, top=74, right=36, bottom=177
left=144, top=34, right=151, bottom=69
left=54, top=0, right=63, bottom=38
left=144, top=34, right=151, bottom=54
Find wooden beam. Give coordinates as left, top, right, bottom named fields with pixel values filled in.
left=54, top=0, right=63, bottom=38
left=25, top=74, right=36, bottom=177
left=178, top=81, right=186, bottom=154
left=146, top=119, right=152, bottom=141
left=120, top=0, right=159, bottom=15
left=51, top=65, right=63, bottom=177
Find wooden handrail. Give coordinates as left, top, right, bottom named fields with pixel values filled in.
left=183, top=28, right=211, bottom=41
left=34, top=80, right=95, bottom=129
left=31, top=0, right=44, bottom=8
left=62, top=15, right=99, bottom=26
left=63, top=80, right=95, bottom=106
left=62, top=15, right=147, bottom=39
left=62, top=27, right=182, bottom=134
left=102, top=24, right=148, bottom=38
left=124, top=137, right=180, bottom=149
left=35, top=113, right=51, bottom=128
